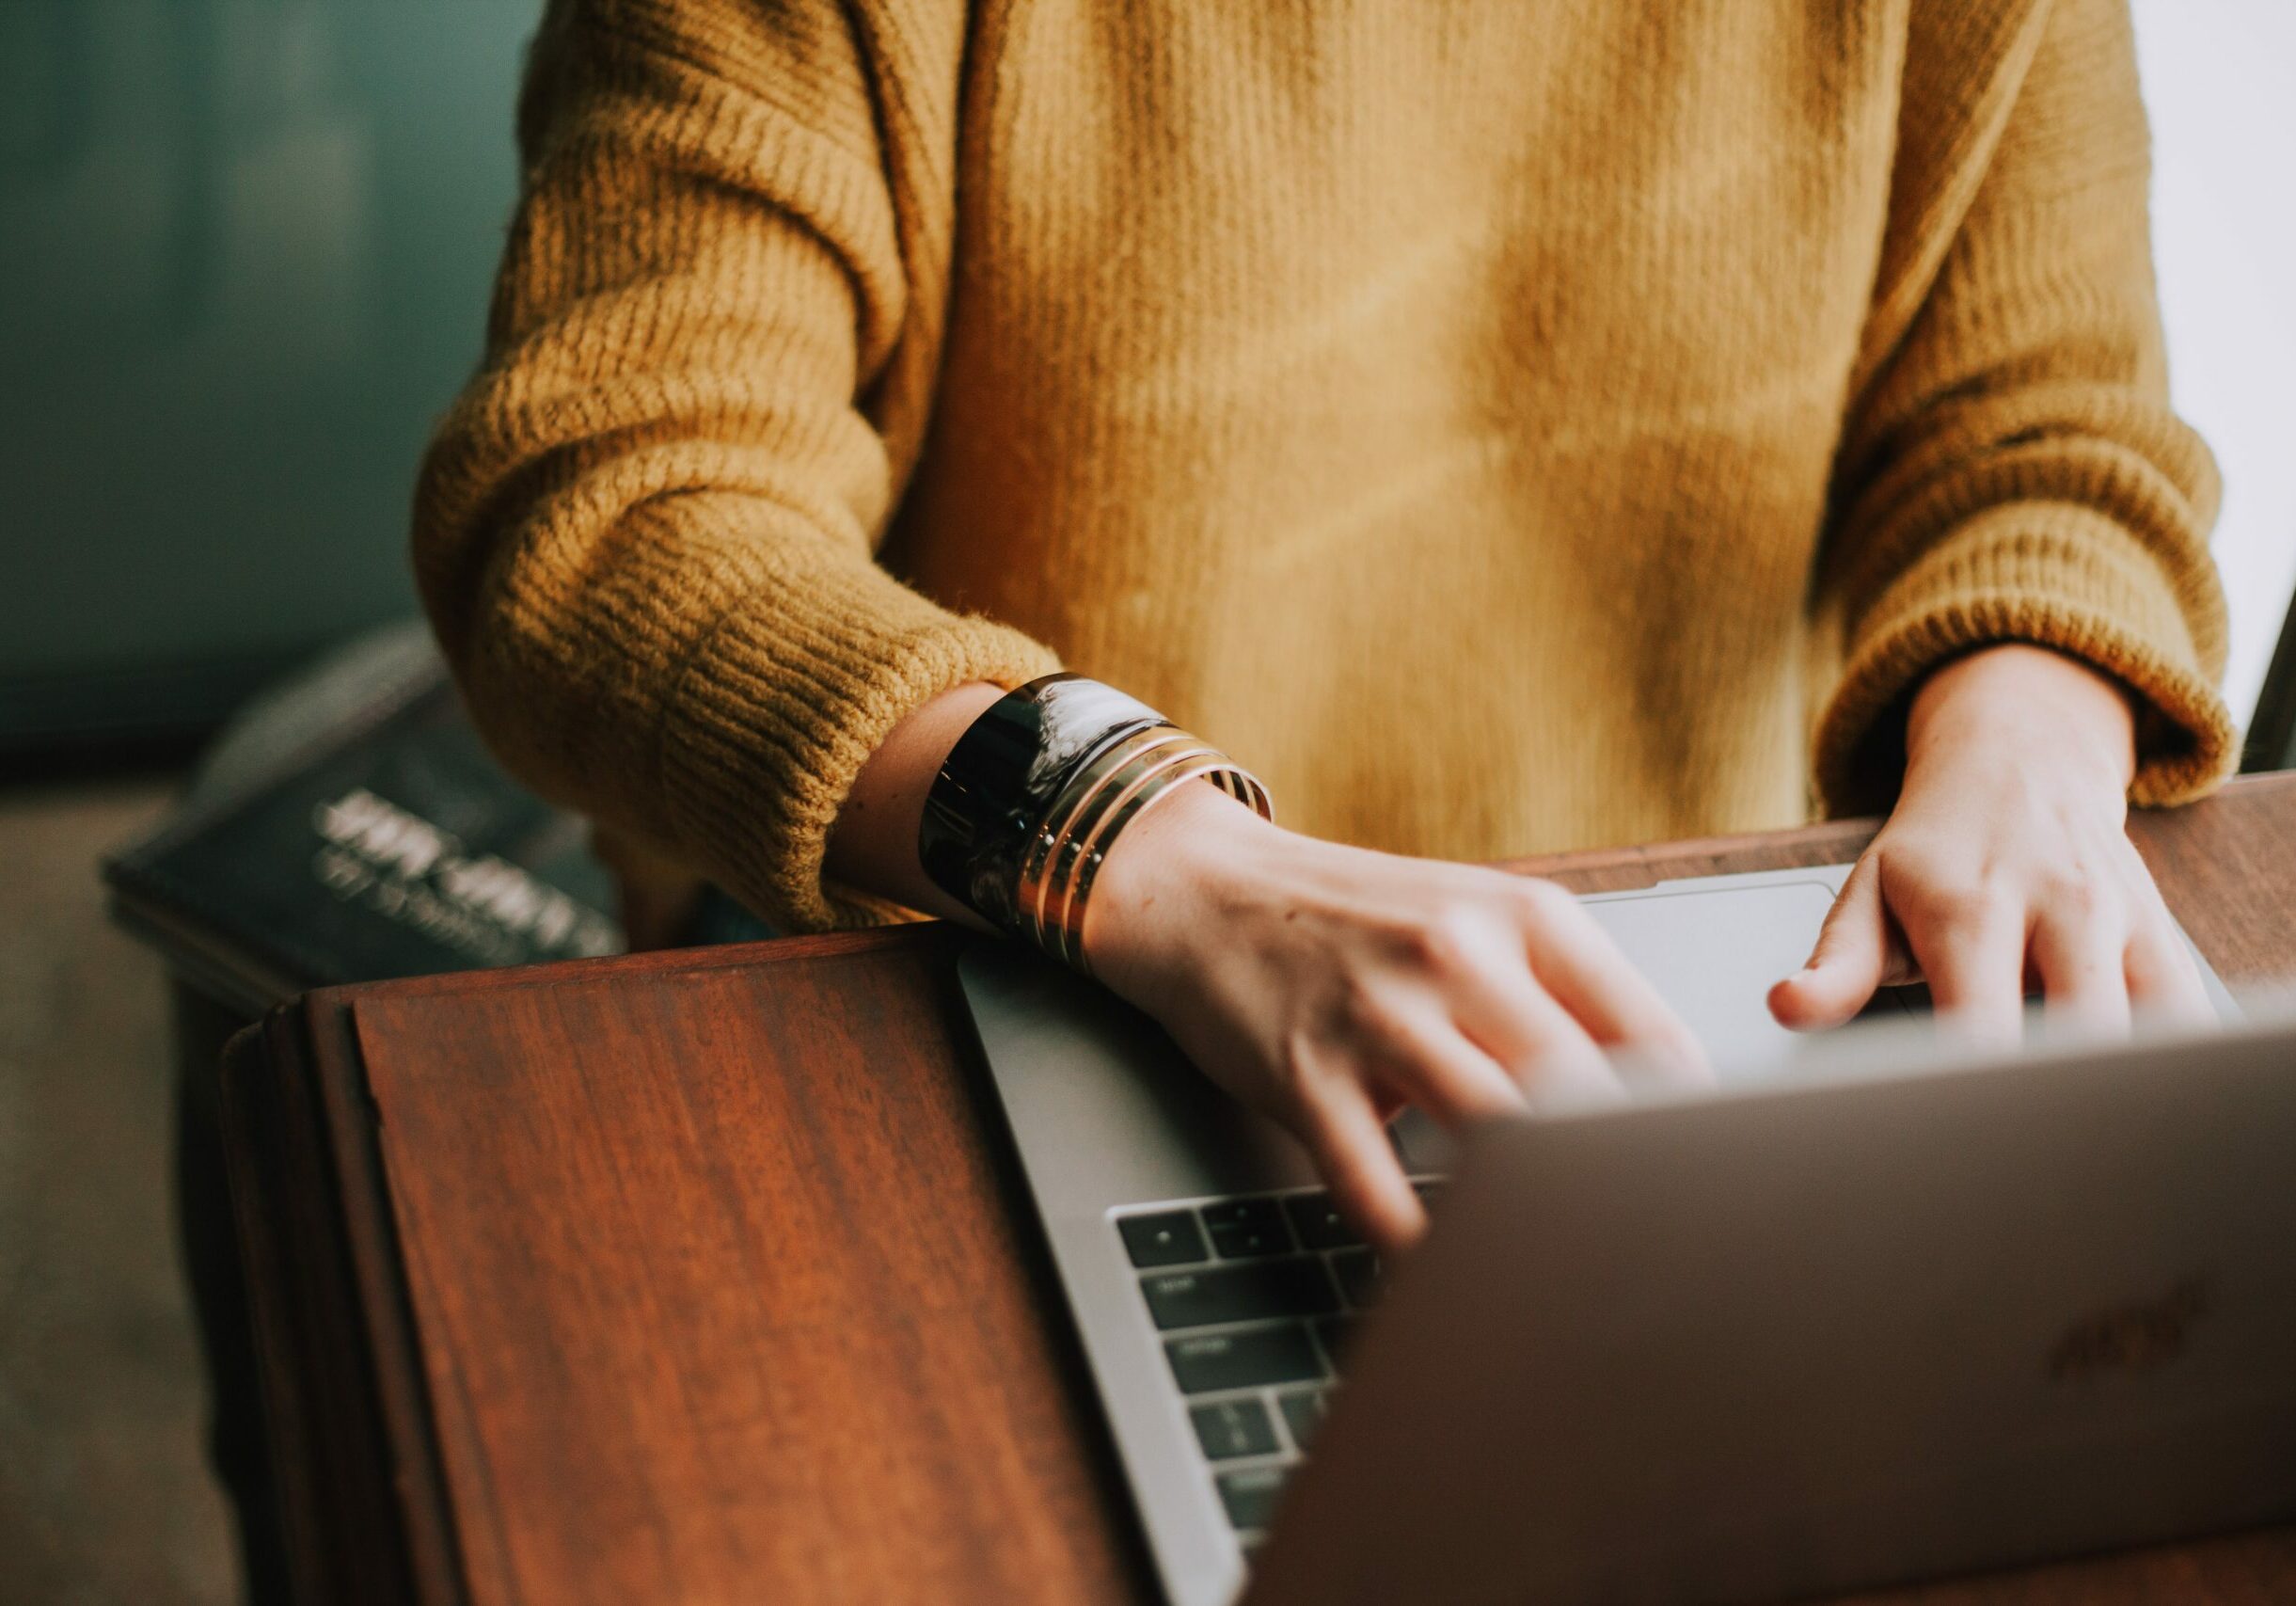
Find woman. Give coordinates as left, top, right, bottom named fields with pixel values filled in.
left=416, top=0, right=2232, bottom=1251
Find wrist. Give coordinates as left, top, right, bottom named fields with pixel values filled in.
left=1084, top=776, right=1277, bottom=999
left=1906, top=644, right=2136, bottom=794
left=828, top=679, right=1012, bottom=927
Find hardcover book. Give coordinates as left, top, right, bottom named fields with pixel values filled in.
left=104, top=627, right=630, bottom=1015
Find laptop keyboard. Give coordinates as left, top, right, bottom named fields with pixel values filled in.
left=1114, top=1180, right=1442, bottom=1556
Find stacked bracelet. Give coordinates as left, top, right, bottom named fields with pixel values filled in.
left=918, top=675, right=1273, bottom=973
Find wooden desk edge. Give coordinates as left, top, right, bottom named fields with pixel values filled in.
left=220, top=1003, right=468, bottom=1606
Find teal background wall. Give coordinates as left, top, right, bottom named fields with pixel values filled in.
left=0, top=1, right=538, bottom=750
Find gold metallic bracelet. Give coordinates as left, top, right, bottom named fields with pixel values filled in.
left=1015, top=731, right=1271, bottom=973
left=1053, top=752, right=1270, bottom=973
left=1017, top=730, right=1202, bottom=947
left=1023, top=735, right=1226, bottom=962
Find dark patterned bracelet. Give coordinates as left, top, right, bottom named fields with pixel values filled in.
left=918, top=675, right=1271, bottom=956
left=918, top=675, right=1168, bottom=932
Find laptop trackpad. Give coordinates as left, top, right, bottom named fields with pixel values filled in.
left=1585, top=878, right=1883, bottom=1073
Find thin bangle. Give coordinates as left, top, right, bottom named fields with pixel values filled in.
left=1055, top=754, right=1264, bottom=974
left=1017, top=727, right=1207, bottom=945
left=1022, top=735, right=1225, bottom=958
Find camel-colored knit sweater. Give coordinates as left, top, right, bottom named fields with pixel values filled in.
left=414, top=0, right=2233, bottom=932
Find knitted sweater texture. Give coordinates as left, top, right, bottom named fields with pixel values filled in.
left=414, top=0, right=2233, bottom=931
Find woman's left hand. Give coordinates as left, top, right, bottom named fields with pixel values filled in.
left=1769, top=642, right=2214, bottom=1042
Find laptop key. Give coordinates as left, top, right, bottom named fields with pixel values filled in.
left=1190, top=1397, right=1280, bottom=1460
left=1276, top=1387, right=1328, bottom=1450
left=1166, top=1324, right=1325, bottom=1393
left=1330, top=1247, right=1382, bottom=1309
left=1142, top=1258, right=1339, bottom=1330
left=1118, top=1210, right=1210, bottom=1268
left=1217, top=1465, right=1291, bottom=1531
left=1202, top=1198, right=1292, bottom=1259
left=1283, top=1192, right=1361, bottom=1250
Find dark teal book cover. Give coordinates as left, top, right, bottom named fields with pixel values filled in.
left=105, top=681, right=628, bottom=1010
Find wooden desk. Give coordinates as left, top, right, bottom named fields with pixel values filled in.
left=221, top=773, right=2296, bottom=1606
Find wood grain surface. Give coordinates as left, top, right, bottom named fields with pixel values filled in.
left=227, top=774, right=2296, bottom=1605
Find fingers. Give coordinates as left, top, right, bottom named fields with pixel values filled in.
left=1868, top=829, right=2209, bottom=1045
left=1457, top=985, right=1631, bottom=1111
left=2125, top=919, right=2215, bottom=1027
left=1378, top=890, right=1663, bottom=1107
left=1365, top=989, right=1625, bottom=1122
left=1769, top=856, right=1894, bottom=1031
left=1368, top=1007, right=1531, bottom=1127
left=1518, top=888, right=1709, bottom=1078
left=2110, top=842, right=2212, bottom=1027
left=1901, top=885, right=2028, bottom=1046
left=2030, top=911, right=2130, bottom=1036
left=1436, top=957, right=1621, bottom=1098
left=1299, top=1082, right=1427, bottom=1254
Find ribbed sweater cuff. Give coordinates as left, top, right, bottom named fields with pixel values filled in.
left=1815, top=503, right=2237, bottom=816
left=656, top=558, right=1061, bottom=931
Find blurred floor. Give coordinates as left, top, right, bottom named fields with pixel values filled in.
left=0, top=777, right=237, bottom=1606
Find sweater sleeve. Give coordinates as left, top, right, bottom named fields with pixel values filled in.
left=1811, top=0, right=2233, bottom=816
left=410, top=0, right=1058, bottom=932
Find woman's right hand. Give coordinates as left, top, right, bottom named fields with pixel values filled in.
left=1085, top=781, right=1709, bottom=1254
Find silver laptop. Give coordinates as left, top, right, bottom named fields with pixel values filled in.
left=955, top=865, right=2292, bottom=1605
